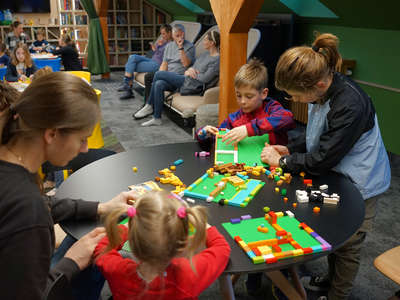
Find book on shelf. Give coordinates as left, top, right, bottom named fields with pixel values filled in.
left=116, top=14, right=127, bottom=24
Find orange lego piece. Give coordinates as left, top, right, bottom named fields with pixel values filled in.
left=313, top=206, right=321, bottom=213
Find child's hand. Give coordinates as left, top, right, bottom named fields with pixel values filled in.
left=222, top=125, right=248, bottom=145
left=201, top=125, right=218, bottom=136
left=19, top=75, right=28, bottom=81
left=261, top=145, right=281, bottom=167
left=29, top=74, right=34, bottom=79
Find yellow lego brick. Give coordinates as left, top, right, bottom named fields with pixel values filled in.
left=193, top=178, right=203, bottom=185
left=187, top=186, right=192, bottom=191
left=280, top=176, right=286, bottom=180
left=252, top=170, right=260, bottom=176
left=258, top=246, right=272, bottom=255
left=304, top=227, right=314, bottom=234
left=252, top=256, right=265, bottom=264
left=293, top=249, right=304, bottom=256
left=275, top=212, right=284, bottom=217
left=254, top=166, right=263, bottom=172
left=238, top=241, right=248, bottom=250
left=244, top=197, right=251, bottom=202
left=240, top=203, right=246, bottom=207
left=250, top=184, right=263, bottom=196
left=275, top=187, right=280, bottom=193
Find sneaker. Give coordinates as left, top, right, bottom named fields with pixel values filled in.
left=301, top=276, right=330, bottom=292
left=133, top=104, right=153, bottom=119
left=117, top=83, right=130, bottom=92
left=317, top=296, right=328, bottom=300
left=119, top=89, right=135, bottom=100
left=141, top=117, right=162, bottom=127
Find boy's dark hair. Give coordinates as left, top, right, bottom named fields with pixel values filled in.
left=234, top=59, right=268, bottom=92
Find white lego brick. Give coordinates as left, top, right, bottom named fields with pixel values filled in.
left=297, top=194, right=309, bottom=203
left=285, top=210, right=295, bottom=218
left=320, top=184, right=328, bottom=190
left=186, top=198, right=195, bottom=204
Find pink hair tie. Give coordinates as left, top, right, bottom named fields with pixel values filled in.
left=127, top=206, right=137, bottom=218
left=177, top=206, right=187, bottom=219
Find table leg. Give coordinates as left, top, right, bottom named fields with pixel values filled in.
left=265, top=269, right=307, bottom=300
left=219, top=274, right=236, bottom=300
left=289, top=266, right=307, bottom=299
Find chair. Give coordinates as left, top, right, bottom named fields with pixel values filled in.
left=66, top=71, right=91, bottom=83
left=134, top=20, right=202, bottom=88
left=374, top=245, right=400, bottom=285
left=0, top=66, right=6, bottom=81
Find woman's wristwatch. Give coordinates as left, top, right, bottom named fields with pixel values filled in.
left=279, top=156, right=288, bottom=170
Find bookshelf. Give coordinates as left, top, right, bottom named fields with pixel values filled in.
left=0, top=25, right=62, bottom=51
left=58, top=0, right=89, bottom=58
left=107, top=0, right=171, bottom=67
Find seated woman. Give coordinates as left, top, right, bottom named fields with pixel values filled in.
left=5, top=43, right=37, bottom=82
left=134, top=30, right=220, bottom=126
left=119, top=24, right=173, bottom=100
left=0, top=72, right=136, bottom=299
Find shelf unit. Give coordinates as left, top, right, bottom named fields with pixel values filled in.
left=107, top=0, right=171, bottom=67
left=58, top=0, right=89, bottom=58
left=0, top=25, right=62, bottom=51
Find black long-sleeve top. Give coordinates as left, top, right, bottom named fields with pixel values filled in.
left=0, top=160, right=99, bottom=300
left=53, top=45, right=82, bottom=71
left=5, top=62, right=37, bottom=82
left=285, top=72, right=376, bottom=175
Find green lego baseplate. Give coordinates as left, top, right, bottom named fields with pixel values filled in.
left=184, top=172, right=264, bottom=207
left=222, top=211, right=332, bottom=264
left=214, top=129, right=269, bottom=167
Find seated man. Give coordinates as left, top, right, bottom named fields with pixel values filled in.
left=119, top=24, right=172, bottom=100
left=132, top=23, right=195, bottom=121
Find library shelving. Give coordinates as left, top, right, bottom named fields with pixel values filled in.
left=107, top=0, right=171, bottom=67
left=58, top=0, right=89, bottom=58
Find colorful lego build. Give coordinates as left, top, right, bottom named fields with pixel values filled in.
left=214, top=129, right=269, bottom=167
left=184, top=170, right=265, bottom=207
left=222, top=210, right=331, bottom=264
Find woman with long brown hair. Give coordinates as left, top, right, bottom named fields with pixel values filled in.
left=0, top=72, right=136, bottom=299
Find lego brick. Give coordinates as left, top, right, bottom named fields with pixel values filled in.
left=302, top=247, right=313, bottom=254
left=241, top=214, right=252, bottom=220
left=275, top=212, right=284, bottom=217
left=293, top=249, right=304, bottom=256
left=252, top=247, right=262, bottom=256
left=230, top=218, right=241, bottom=224
left=258, top=245, right=272, bottom=255
left=252, top=256, right=265, bottom=264
left=246, top=251, right=256, bottom=259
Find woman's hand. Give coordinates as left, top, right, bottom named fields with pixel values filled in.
left=221, top=126, right=248, bottom=145
left=265, top=143, right=290, bottom=156
left=184, top=67, right=198, bottom=79
left=97, top=190, right=139, bottom=215
left=260, top=145, right=282, bottom=167
left=64, top=227, right=106, bottom=270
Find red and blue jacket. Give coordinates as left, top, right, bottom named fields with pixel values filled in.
left=196, top=98, right=295, bottom=145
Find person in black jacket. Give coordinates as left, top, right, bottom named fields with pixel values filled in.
left=0, top=72, right=136, bottom=300
left=5, top=43, right=37, bottom=82
left=261, top=33, right=390, bottom=300
left=53, top=33, right=82, bottom=71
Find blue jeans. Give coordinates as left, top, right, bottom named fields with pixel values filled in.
left=52, top=235, right=105, bottom=300
left=147, top=71, right=185, bottom=118
left=125, top=54, right=160, bottom=78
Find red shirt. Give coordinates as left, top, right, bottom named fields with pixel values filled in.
left=94, top=226, right=231, bottom=300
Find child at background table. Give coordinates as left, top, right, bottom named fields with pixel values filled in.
left=196, top=59, right=295, bottom=147
left=0, top=43, right=10, bottom=67
left=53, top=33, right=82, bottom=71
left=29, top=28, right=50, bottom=53
left=5, top=43, right=37, bottom=82
left=260, top=33, right=391, bottom=300
left=95, top=190, right=231, bottom=300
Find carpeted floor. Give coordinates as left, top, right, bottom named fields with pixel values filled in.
left=91, top=72, right=399, bottom=300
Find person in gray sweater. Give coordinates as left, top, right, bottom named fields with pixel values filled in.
left=134, top=30, right=220, bottom=126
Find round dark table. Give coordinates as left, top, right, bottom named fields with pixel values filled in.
left=57, top=142, right=365, bottom=298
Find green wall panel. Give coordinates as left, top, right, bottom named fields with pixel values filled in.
left=362, top=85, right=400, bottom=154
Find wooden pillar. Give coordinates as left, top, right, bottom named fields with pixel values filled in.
left=210, top=0, right=263, bottom=122
left=95, top=0, right=110, bottom=79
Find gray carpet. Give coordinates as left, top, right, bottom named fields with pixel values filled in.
left=91, top=72, right=399, bottom=300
